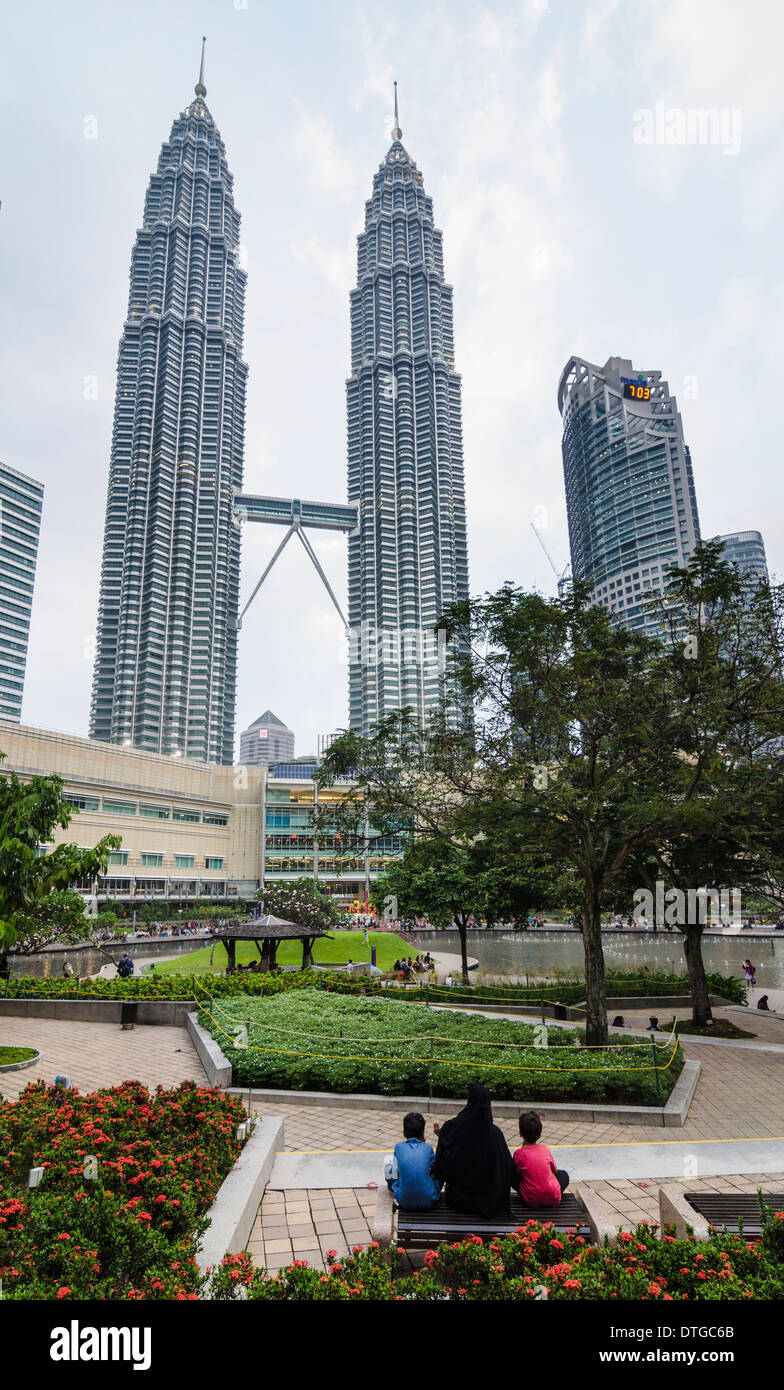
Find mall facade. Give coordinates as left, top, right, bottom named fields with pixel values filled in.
left=0, top=723, right=400, bottom=909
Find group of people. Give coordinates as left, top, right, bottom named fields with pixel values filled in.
left=384, top=1084, right=568, bottom=1217
left=393, top=954, right=434, bottom=980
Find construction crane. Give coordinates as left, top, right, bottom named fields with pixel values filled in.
left=531, top=523, right=572, bottom=599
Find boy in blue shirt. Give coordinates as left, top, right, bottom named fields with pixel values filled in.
left=384, top=1112, right=441, bottom=1209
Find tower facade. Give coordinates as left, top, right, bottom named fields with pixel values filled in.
left=0, top=462, right=44, bottom=724
left=346, top=94, right=469, bottom=733
left=558, top=356, right=701, bottom=635
left=715, top=530, right=769, bottom=584
left=239, top=710, right=295, bottom=768
left=90, top=52, right=247, bottom=764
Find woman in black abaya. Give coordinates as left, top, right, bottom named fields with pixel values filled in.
left=432, top=1083, right=514, bottom=1218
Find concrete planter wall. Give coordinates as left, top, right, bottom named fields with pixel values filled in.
left=0, top=998, right=195, bottom=1027
left=197, top=1116, right=285, bottom=1282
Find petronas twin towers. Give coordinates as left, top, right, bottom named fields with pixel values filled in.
left=90, top=56, right=468, bottom=763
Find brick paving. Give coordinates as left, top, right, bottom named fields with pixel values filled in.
left=246, top=1188, right=378, bottom=1271
left=0, top=1017, right=208, bottom=1100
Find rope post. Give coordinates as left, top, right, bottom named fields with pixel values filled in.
left=425, top=982, right=429, bottom=1009
left=428, top=1033, right=434, bottom=1113
left=649, top=1028, right=662, bottom=1109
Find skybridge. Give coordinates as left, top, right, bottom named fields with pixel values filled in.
left=234, top=492, right=358, bottom=631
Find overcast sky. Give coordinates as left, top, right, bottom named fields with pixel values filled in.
left=2, top=0, right=782, bottom=759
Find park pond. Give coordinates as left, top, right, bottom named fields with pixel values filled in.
left=8, top=927, right=784, bottom=990
left=401, top=928, right=784, bottom=990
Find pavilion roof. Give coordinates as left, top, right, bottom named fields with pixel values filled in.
left=214, top=915, right=332, bottom=941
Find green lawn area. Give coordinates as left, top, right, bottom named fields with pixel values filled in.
left=154, top=930, right=413, bottom=977
left=0, top=1045, right=37, bottom=1065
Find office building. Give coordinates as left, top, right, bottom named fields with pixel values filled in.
left=558, top=355, right=701, bottom=635
left=715, top=530, right=769, bottom=584
left=0, top=463, right=44, bottom=723
left=239, top=710, right=295, bottom=768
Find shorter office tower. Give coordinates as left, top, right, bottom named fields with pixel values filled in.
left=559, top=356, right=701, bottom=636
left=239, top=710, right=295, bottom=768
left=715, top=531, right=770, bottom=585
left=0, top=463, right=44, bottom=723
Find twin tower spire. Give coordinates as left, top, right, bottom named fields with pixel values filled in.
left=193, top=37, right=403, bottom=142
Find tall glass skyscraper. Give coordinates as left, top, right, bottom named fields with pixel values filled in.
left=0, top=462, right=43, bottom=723
left=90, top=50, right=247, bottom=764
left=346, top=92, right=469, bottom=733
left=715, top=530, right=769, bottom=584
left=558, top=356, right=700, bottom=635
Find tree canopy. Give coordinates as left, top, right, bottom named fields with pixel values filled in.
left=0, top=762, right=120, bottom=955
left=319, top=543, right=784, bottom=1042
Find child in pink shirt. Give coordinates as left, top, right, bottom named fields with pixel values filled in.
left=512, top=1111, right=569, bottom=1208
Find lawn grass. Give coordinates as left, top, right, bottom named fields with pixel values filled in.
left=155, top=930, right=413, bottom=976
left=0, top=1045, right=38, bottom=1065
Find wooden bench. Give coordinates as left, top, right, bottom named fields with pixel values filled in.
left=395, top=1192, right=590, bottom=1249
left=682, top=1192, right=784, bottom=1239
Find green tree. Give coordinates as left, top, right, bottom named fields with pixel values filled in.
left=375, top=838, right=570, bottom=979
left=255, top=878, right=342, bottom=932
left=0, top=762, right=119, bottom=966
left=320, top=546, right=784, bottom=1044
left=9, top=889, right=94, bottom=956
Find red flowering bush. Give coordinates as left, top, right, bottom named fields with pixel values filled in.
left=0, top=1079, right=246, bottom=1299
left=207, top=1213, right=784, bottom=1302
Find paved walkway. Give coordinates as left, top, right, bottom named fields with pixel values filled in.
left=0, top=1017, right=208, bottom=1100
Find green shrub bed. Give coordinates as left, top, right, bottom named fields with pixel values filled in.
left=0, top=970, right=366, bottom=1002
left=0, top=1079, right=247, bottom=1299
left=209, top=1206, right=784, bottom=1300
left=2, top=966, right=744, bottom=1007
left=396, top=968, right=746, bottom=1007
left=202, top=991, right=683, bottom=1105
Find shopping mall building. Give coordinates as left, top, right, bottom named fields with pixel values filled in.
left=0, top=723, right=403, bottom=909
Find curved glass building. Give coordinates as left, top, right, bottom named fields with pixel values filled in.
left=714, top=530, right=769, bottom=584
left=558, top=355, right=701, bottom=635
left=90, top=54, right=247, bottom=763
left=346, top=95, right=469, bottom=732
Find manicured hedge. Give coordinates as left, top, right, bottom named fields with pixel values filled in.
left=395, top=968, right=746, bottom=1007
left=0, top=970, right=368, bottom=1002
left=0, top=1079, right=247, bottom=1300
left=209, top=1206, right=784, bottom=1300
left=2, top=966, right=745, bottom=1006
left=203, top=991, right=684, bottom=1105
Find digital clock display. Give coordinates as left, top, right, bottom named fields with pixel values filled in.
left=623, top=382, right=651, bottom=401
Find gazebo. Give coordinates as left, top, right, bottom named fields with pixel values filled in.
left=213, top=915, right=332, bottom=973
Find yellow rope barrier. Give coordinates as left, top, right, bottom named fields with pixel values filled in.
left=193, top=980, right=680, bottom=1054
left=196, top=1000, right=680, bottom=1074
